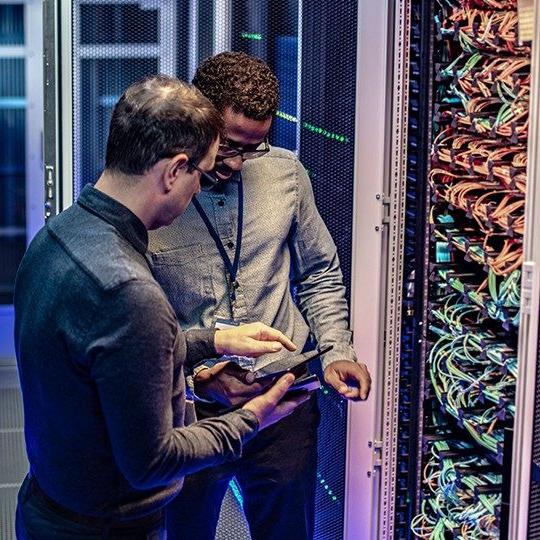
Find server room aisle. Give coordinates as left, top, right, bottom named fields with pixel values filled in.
left=0, top=363, right=27, bottom=539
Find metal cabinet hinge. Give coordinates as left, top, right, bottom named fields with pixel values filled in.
left=44, top=165, right=55, bottom=220
left=375, top=193, right=391, bottom=229
left=368, top=439, right=384, bottom=469
left=521, top=261, right=536, bottom=315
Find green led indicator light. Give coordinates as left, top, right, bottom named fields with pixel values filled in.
left=317, top=472, right=339, bottom=503
left=275, top=112, right=348, bottom=144
left=302, top=121, right=349, bottom=144
left=275, top=110, right=298, bottom=123
left=240, top=32, right=263, bottom=41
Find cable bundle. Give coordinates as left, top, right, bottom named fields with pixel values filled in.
left=431, top=134, right=527, bottom=192
left=463, top=0, right=517, bottom=9
left=412, top=0, right=528, bottom=536
left=430, top=175, right=525, bottom=232
left=428, top=296, right=516, bottom=455
left=411, top=437, right=502, bottom=538
left=446, top=8, right=530, bottom=55
left=433, top=267, right=521, bottom=327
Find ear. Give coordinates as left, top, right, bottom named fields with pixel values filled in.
left=163, top=153, right=189, bottom=192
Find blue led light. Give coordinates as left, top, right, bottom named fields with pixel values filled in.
left=229, top=478, right=244, bottom=508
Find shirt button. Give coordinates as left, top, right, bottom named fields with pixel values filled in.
left=218, top=200, right=225, bottom=206
left=226, top=241, right=234, bottom=249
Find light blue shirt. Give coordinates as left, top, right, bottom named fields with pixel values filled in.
left=149, top=147, right=356, bottom=372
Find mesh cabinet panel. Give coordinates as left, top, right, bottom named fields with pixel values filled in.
left=299, top=3, right=357, bottom=537
left=0, top=53, right=26, bottom=303
left=226, top=2, right=357, bottom=537
left=530, top=483, right=540, bottom=539
left=73, top=1, right=184, bottom=195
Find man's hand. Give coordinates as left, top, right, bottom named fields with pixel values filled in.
left=242, top=373, right=310, bottom=430
left=194, top=361, right=272, bottom=407
left=214, top=322, right=297, bottom=357
left=324, top=360, right=371, bottom=401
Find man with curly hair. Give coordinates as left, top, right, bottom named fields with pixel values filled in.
left=149, top=52, right=371, bottom=540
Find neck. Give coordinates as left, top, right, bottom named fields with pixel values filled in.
left=94, top=170, right=157, bottom=229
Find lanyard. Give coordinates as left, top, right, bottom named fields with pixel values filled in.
left=192, top=180, right=244, bottom=302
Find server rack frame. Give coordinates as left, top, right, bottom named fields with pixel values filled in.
left=378, top=0, right=412, bottom=537
left=510, top=1, right=540, bottom=537
left=346, top=0, right=416, bottom=538
left=344, top=0, right=390, bottom=537
left=391, top=1, right=540, bottom=538
left=351, top=1, right=540, bottom=538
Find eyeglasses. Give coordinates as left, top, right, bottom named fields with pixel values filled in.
left=157, top=150, right=219, bottom=191
left=188, top=160, right=219, bottom=191
left=217, top=137, right=270, bottom=160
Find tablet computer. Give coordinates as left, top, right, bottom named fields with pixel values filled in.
left=245, top=345, right=333, bottom=383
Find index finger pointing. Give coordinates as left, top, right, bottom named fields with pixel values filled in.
left=259, top=327, right=297, bottom=351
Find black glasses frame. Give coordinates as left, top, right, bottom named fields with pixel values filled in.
left=188, top=160, right=219, bottom=191
left=217, top=136, right=270, bottom=160
left=158, top=150, right=220, bottom=191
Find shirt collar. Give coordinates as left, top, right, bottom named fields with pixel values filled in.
left=77, top=184, right=149, bottom=256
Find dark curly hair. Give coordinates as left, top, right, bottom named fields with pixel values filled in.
left=193, top=51, right=279, bottom=121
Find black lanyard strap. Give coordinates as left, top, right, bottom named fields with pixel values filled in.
left=192, top=180, right=244, bottom=294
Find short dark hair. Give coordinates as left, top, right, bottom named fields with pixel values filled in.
left=193, top=52, right=279, bottom=120
left=105, top=75, right=223, bottom=175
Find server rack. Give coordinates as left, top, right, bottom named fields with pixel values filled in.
left=416, top=2, right=528, bottom=536
left=352, top=0, right=540, bottom=538
left=383, top=0, right=539, bottom=538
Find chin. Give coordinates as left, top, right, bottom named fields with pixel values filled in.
left=150, top=218, right=171, bottom=230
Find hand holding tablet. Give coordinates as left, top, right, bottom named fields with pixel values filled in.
left=241, top=345, right=334, bottom=384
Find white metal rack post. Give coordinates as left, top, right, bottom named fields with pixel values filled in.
left=345, top=0, right=399, bottom=537
left=510, top=1, right=540, bottom=537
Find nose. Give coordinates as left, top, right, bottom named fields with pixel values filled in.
left=224, top=155, right=244, bottom=171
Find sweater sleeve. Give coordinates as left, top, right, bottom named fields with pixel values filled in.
left=87, top=280, right=258, bottom=490
left=184, top=327, right=219, bottom=366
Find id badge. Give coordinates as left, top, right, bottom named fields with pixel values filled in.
left=215, top=318, right=254, bottom=370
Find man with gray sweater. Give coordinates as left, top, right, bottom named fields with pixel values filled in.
left=14, top=75, right=306, bottom=539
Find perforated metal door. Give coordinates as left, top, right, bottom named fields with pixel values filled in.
left=72, top=1, right=181, bottom=193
